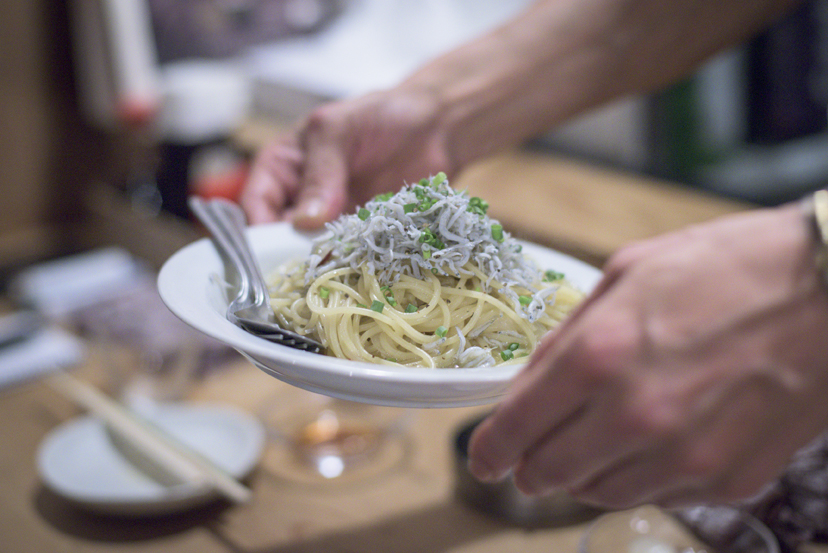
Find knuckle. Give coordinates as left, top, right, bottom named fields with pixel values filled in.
left=569, top=318, right=640, bottom=385
left=614, top=397, right=681, bottom=441
left=602, top=250, right=632, bottom=277
left=467, top=410, right=526, bottom=465
left=305, top=105, right=333, bottom=128
left=603, top=242, right=646, bottom=275
left=303, top=104, right=344, bottom=140
left=676, top=444, right=722, bottom=482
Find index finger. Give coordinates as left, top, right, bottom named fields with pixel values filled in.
left=466, top=268, right=632, bottom=484
left=241, top=139, right=303, bottom=224
left=286, top=124, right=350, bottom=230
left=466, top=326, right=592, bottom=483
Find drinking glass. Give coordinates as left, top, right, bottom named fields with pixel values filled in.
left=258, top=388, right=413, bottom=485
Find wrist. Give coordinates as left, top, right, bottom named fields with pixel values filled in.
left=399, top=46, right=554, bottom=171
left=396, top=60, right=501, bottom=174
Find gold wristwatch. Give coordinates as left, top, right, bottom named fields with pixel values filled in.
left=805, top=189, right=828, bottom=285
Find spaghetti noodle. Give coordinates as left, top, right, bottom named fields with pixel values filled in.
left=267, top=173, right=584, bottom=368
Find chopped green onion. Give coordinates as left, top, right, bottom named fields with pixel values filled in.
left=435, top=326, right=448, bottom=338
left=319, top=287, right=330, bottom=299
left=419, top=178, right=429, bottom=186
left=422, top=246, right=431, bottom=259
left=544, top=270, right=565, bottom=282
left=432, top=172, right=447, bottom=186
left=405, top=304, right=418, bottom=313
left=491, top=224, right=504, bottom=242
left=500, top=350, right=514, bottom=361
left=381, top=286, right=397, bottom=305
left=358, top=208, right=370, bottom=221
left=403, top=202, right=417, bottom=213
left=518, top=295, right=532, bottom=306
left=418, top=198, right=437, bottom=211
left=356, top=302, right=367, bottom=308
left=370, top=300, right=384, bottom=313
left=466, top=196, right=489, bottom=216
left=508, top=342, right=520, bottom=351
left=373, top=192, right=394, bottom=202
left=412, top=185, right=439, bottom=210
left=418, top=228, right=444, bottom=250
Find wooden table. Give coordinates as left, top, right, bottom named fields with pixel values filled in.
left=0, top=358, right=521, bottom=553
left=1, top=150, right=823, bottom=553
left=455, top=150, right=753, bottom=267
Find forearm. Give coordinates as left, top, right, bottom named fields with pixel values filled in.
left=399, top=0, right=802, bottom=170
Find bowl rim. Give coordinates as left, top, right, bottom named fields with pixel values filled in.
left=578, top=504, right=780, bottom=553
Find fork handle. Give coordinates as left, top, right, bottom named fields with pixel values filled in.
left=188, top=197, right=271, bottom=310
left=210, top=199, right=271, bottom=305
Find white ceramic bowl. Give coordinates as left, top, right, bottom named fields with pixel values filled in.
left=158, top=223, right=602, bottom=408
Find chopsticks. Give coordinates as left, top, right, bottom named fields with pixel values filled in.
left=45, top=370, right=252, bottom=505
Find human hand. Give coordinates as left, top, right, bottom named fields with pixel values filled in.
left=240, top=88, right=453, bottom=229
left=468, top=203, right=828, bottom=508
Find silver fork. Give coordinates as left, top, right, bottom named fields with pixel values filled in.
left=188, top=197, right=323, bottom=354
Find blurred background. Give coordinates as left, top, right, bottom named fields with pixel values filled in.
left=0, top=4, right=827, bottom=547
left=1, top=0, right=828, bottom=280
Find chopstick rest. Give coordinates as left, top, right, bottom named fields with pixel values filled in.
left=45, top=371, right=252, bottom=504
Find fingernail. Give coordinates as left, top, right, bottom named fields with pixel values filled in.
left=292, top=198, right=326, bottom=228
left=299, top=198, right=324, bottom=219
left=513, top=476, right=556, bottom=498
left=467, top=460, right=509, bottom=483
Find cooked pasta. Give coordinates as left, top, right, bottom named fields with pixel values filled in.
left=267, top=173, right=584, bottom=368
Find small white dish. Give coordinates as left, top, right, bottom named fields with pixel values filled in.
left=158, top=223, right=602, bottom=408
left=37, top=402, right=264, bottom=516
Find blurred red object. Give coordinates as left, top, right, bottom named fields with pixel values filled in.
left=188, top=145, right=249, bottom=203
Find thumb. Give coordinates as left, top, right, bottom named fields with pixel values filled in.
left=289, top=142, right=349, bottom=230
